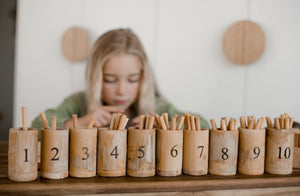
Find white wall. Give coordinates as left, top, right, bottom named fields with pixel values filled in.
left=14, top=0, right=300, bottom=128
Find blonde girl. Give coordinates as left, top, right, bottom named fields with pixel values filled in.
left=32, top=28, right=208, bottom=138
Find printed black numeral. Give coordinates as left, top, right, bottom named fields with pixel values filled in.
left=24, top=148, right=28, bottom=162
left=137, top=146, right=145, bottom=159
left=170, top=145, right=178, bottom=157
left=221, top=147, right=229, bottom=160
left=51, top=147, right=59, bottom=161
left=253, top=147, right=260, bottom=159
left=278, top=147, right=291, bottom=159
left=110, top=146, right=119, bottom=159
left=82, top=147, right=89, bottom=160
left=197, top=146, right=204, bottom=158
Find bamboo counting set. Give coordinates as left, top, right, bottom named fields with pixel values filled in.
left=8, top=109, right=298, bottom=182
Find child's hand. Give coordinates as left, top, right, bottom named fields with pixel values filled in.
left=80, top=106, right=124, bottom=128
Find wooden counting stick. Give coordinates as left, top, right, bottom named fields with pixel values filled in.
left=145, top=116, right=150, bottom=130
left=154, top=114, right=161, bottom=129
left=87, top=117, right=95, bottom=129
left=176, top=116, right=185, bottom=130
left=72, top=114, right=78, bottom=128
left=195, top=116, right=201, bottom=130
left=123, top=118, right=129, bottom=129
left=240, top=116, right=246, bottom=129
left=284, top=117, right=290, bottom=129
left=248, top=118, right=255, bottom=129
left=118, top=115, right=127, bottom=130
left=159, top=116, right=167, bottom=130
left=139, top=115, right=145, bottom=129
left=109, top=114, right=117, bottom=130
left=190, top=115, right=196, bottom=130
left=51, top=116, right=57, bottom=130
left=274, top=118, right=281, bottom=129
left=221, top=117, right=227, bottom=129
left=266, top=116, right=272, bottom=128
left=22, top=107, right=27, bottom=130
left=280, top=114, right=284, bottom=129
left=40, top=112, right=50, bottom=129
left=289, top=118, right=294, bottom=129
left=186, top=114, right=191, bottom=130
left=210, top=119, right=217, bottom=130
left=184, top=113, right=188, bottom=130
left=220, top=119, right=227, bottom=131
left=170, top=116, right=176, bottom=130
left=113, top=113, right=121, bottom=130
left=260, top=117, right=265, bottom=129
left=148, top=116, right=155, bottom=129
left=162, top=113, right=169, bottom=129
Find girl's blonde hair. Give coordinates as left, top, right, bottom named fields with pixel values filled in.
left=85, top=28, right=156, bottom=115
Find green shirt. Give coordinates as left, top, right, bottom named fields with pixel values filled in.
left=31, top=91, right=209, bottom=140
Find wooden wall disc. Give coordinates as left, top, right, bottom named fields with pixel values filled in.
left=223, top=20, right=265, bottom=65
left=61, top=27, right=90, bottom=62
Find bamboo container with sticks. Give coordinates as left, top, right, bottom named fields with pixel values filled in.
left=238, top=116, right=266, bottom=175
left=208, top=117, right=239, bottom=176
left=69, top=115, right=97, bottom=178
left=40, top=114, right=69, bottom=179
left=265, top=113, right=294, bottom=174
left=156, top=113, right=184, bottom=176
left=183, top=114, right=209, bottom=176
left=97, top=113, right=128, bottom=177
left=8, top=107, right=38, bottom=181
left=127, top=115, right=156, bottom=177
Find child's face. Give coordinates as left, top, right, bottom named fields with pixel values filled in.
left=102, top=53, right=141, bottom=111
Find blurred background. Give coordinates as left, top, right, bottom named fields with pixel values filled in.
left=1, top=0, right=300, bottom=140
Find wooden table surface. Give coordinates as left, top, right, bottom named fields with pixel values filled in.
left=1, top=141, right=300, bottom=195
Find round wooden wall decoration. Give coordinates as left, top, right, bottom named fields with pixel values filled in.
left=61, top=26, right=90, bottom=62
left=223, top=20, right=265, bottom=65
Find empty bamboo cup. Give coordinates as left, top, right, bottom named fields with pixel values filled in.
left=97, top=128, right=127, bottom=177
left=238, top=128, right=266, bottom=175
left=183, top=129, right=209, bottom=175
left=8, top=127, right=38, bottom=181
left=41, top=128, right=69, bottom=179
left=127, top=128, right=156, bottom=177
left=209, top=129, right=239, bottom=176
left=156, top=129, right=183, bottom=176
left=69, top=127, right=97, bottom=178
left=265, top=127, right=294, bottom=174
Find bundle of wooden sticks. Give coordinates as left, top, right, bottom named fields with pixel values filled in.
left=154, top=113, right=185, bottom=130
left=109, top=113, right=129, bottom=130
left=183, top=113, right=202, bottom=130
left=265, top=113, right=293, bottom=130
left=239, top=116, right=265, bottom=130
left=138, top=115, right=155, bottom=129
left=210, top=117, right=238, bottom=131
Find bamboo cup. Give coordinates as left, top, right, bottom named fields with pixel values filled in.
left=97, top=128, right=127, bottom=177
left=183, top=129, right=209, bottom=175
left=265, top=127, right=294, bottom=174
left=127, top=128, right=156, bottom=177
left=41, top=128, right=69, bottom=179
left=208, top=129, right=239, bottom=176
left=69, top=127, right=97, bottom=178
left=156, top=129, right=183, bottom=176
left=293, top=128, right=300, bottom=168
left=8, top=127, right=38, bottom=181
left=238, top=128, right=266, bottom=175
